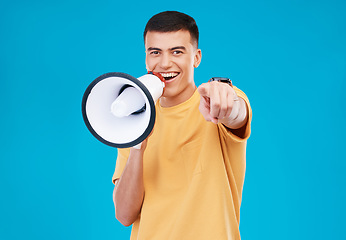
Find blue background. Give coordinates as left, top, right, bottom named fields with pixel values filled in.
left=1, top=0, right=345, bottom=239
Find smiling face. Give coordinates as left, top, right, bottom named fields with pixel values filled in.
left=145, top=30, right=202, bottom=107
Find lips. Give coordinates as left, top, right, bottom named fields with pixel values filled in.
left=160, top=72, right=180, bottom=83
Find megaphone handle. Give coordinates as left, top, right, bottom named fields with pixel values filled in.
left=132, top=142, right=142, bottom=149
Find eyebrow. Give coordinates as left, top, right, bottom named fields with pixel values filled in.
left=147, top=46, right=186, bottom=51
left=170, top=46, right=186, bottom=51
left=147, top=47, right=161, bottom=51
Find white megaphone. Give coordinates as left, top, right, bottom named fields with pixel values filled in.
left=82, top=72, right=165, bottom=148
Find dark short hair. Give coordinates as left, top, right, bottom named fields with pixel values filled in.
left=144, top=11, right=199, bottom=47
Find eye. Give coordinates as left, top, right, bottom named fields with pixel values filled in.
left=173, top=50, right=183, bottom=55
left=150, top=51, right=160, bottom=55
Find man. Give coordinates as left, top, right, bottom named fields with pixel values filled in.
left=112, top=11, right=252, bottom=240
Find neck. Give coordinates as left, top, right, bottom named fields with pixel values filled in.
left=159, top=84, right=197, bottom=108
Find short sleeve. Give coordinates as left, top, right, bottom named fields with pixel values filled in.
left=218, top=86, right=252, bottom=142
left=112, top=148, right=130, bottom=184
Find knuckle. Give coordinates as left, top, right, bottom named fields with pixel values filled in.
left=200, top=83, right=207, bottom=88
left=209, top=81, right=218, bottom=88
left=211, top=102, right=220, bottom=109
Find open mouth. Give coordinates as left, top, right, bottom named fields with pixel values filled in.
left=160, top=72, right=180, bottom=82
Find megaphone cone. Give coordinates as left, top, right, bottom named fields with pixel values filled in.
left=82, top=72, right=165, bottom=148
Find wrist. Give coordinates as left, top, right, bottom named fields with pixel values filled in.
left=130, top=146, right=145, bottom=157
left=208, top=77, right=233, bottom=87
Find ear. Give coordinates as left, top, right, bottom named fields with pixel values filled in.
left=194, top=49, right=202, bottom=68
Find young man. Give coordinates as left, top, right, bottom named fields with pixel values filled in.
left=112, top=11, right=252, bottom=240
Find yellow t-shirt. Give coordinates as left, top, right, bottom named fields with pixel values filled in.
left=113, top=86, right=252, bottom=240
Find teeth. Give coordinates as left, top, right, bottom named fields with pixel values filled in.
left=161, top=72, right=179, bottom=78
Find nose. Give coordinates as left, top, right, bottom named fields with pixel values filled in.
left=159, top=53, right=172, bottom=69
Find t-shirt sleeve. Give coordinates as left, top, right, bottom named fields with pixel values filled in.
left=112, top=148, right=130, bottom=184
left=218, top=86, right=252, bottom=142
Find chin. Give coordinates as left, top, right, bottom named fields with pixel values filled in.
left=162, top=89, right=175, bottom=98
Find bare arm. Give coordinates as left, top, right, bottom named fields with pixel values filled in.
left=113, top=141, right=147, bottom=226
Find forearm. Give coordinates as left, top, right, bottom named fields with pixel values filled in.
left=113, top=148, right=145, bottom=226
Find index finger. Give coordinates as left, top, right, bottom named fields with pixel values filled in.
left=197, top=83, right=210, bottom=98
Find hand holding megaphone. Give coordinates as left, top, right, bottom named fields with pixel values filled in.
left=82, top=72, right=165, bottom=148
